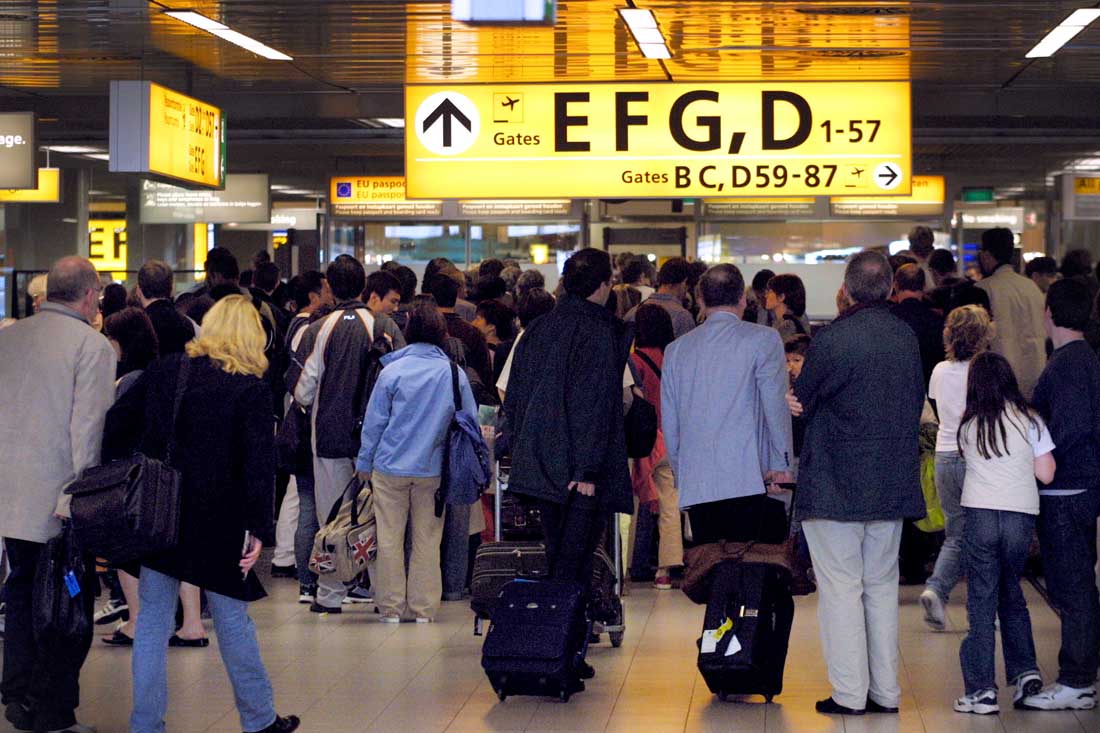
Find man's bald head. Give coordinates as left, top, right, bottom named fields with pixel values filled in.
left=47, top=256, right=100, bottom=305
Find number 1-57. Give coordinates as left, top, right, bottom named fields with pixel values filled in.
left=821, top=120, right=880, bottom=143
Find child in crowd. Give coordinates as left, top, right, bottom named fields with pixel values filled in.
left=920, top=305, right=993, bottom=630
left=784, top=335, right=810, bottom=464
left=953, top=351, right=1054, bottom=715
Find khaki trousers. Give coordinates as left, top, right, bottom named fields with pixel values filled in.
left=372, top=471, right=445, bottom=619
left=652, top=458, right=684, bottom=569
left=802, top=519, right=903, bottom=710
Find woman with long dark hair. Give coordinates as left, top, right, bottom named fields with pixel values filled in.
left=953, top=351, right=1055, bottom=716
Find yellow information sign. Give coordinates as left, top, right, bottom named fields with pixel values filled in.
left=88, top=219, right=128, bottom=275
left=831, top=175, right=945, bottom=217
left=329, top=176, right=443, bottom=217
left=1075, top=177, right=1100, bottom=196
left=0, top=168, right=60, bottom=202
left=405, top=81, right=910, bottom=199
left=147, top=83, right=224, bottom=188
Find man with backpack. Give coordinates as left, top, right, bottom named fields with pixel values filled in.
left=288, top=256, right=391, bottom=613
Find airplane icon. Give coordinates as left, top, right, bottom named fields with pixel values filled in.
left=501, top=96, right=520, bottom=110
left=851, top=167, right=865, bottom=177
left=493, top=93, right=524, bottom=122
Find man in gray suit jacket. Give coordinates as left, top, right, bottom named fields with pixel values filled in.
left=0, top=256, right=115, bottom=733
left=661, top=264, right=794, bottom=540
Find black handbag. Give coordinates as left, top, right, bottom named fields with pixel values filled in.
left=66, top=357, right=190, bottom=564
left=624, top=386, right=658, bottom=458
left=33, top=523, right=91, bottom=649
left=275, top=400, right=311, bottom=474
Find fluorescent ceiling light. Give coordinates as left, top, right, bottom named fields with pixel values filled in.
left=639, top=43, right=671, bottom=59
left=210, top=28, right=293, bottom=61
left=164, top=10, right=292, bottom=61
left=375, top=118, right=406, bottom=128
left=629, top=27, right=665, bottom=44
left=44, top=145, right=100, bottom=154
left=84, top=153, right=111, bottom=161
left=269, top=184, right=293, bottom=190
left=619, top=8, right=657, bottom=29
left=164, top=10, right=228, bottom=32
left=1026, top=8, right=1100, bottom=58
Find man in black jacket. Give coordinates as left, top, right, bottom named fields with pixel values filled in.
left=136, top=260, right=195, bottom=355
left=890, top=264, right=945, bottom=389
left=505, top=248, right=631, bottom=676
left=790, top=250, right=925, bottom=717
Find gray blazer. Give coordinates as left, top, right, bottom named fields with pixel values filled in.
left=0, top=303, right=116, bottom=543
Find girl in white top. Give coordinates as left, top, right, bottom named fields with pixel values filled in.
left=953, top=351, right=1055, bottom=715
left=921, top=306, right=994, bottom=631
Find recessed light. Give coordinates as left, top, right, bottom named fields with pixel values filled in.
left=1025, top=8, right=1100, bottom=58
left=164, top=10, right=292, bottom=61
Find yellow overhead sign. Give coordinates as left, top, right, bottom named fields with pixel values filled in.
left=830, top=175, right=944, bottom=216
left=0, top=168, right=60, bottom=202
left=110, top=80, right=225, bottom=189
left=1074, top=177, right=1100, bottom=195
left=88, top=219, right=128, bottom=275
left=329, top=176, right=443, bottom=217
left=405, top=81, right=911, bottom=199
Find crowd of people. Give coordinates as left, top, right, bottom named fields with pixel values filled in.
left=1, top=227, right=1100, bottom=730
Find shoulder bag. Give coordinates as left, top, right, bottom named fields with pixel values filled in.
left=66, top=357, right=190, bottom=564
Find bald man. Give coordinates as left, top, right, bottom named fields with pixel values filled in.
left=0, top=255, right=115, bottom=733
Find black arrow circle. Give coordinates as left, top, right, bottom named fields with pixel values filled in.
left=878, top=165, right=899, bottom=186
left=423, top=98, right=472, bottom=148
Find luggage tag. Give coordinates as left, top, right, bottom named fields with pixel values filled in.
left=724, top=634, right=743, bottom=657
left=701, top=617, right=734, bottom=654
left=64, top=570, right=81, bottom=598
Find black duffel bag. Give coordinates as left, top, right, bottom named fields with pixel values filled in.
left=66, top=358, right=190, bottom=564
left=33, top=522, right=92, bottom=650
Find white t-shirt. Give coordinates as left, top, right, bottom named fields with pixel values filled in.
left=959, top=407, right=1054, bottom=516
left=929, top=360, right=970, bottom=453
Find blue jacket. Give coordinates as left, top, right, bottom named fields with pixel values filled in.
left=356, top=343, right=477, bottom=478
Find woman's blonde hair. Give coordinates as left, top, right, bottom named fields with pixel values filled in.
left=186, top=295, right=268, bottom=378
left=944, top=305, right=993, bottom=362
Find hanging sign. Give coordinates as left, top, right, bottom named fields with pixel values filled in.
left=405, top=81, right=911, bottom=198
left=830, top=175, right=945, bottom=216
left=329, top=176, right=443, bottom=217
left=0, top=168, right=59, bottom=202
left=0, top=112, right=36, bottom=189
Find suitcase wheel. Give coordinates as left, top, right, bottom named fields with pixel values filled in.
left=559, top=689, right=571, bottom=703
left=609, top=630, right=624, bottom=648
left=717, top=692, right=728, bottom=702
left=765, top=695, right=774, bottom=704
left=497, top=689, right=508, bottom=702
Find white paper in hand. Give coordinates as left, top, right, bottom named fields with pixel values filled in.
left=724, top=633, right=742, bottom=657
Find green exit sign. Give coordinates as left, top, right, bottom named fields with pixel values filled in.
left=962, top=188, right=995, bottom=203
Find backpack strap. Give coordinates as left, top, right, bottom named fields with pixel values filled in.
left=635, top=349, right=662, bottom=380
left=450, top=360, right=461, bottom=413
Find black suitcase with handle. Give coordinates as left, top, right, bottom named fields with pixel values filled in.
left=697, top=560, right=795, bottom=703
left=482, top=579, right=588, bottom=702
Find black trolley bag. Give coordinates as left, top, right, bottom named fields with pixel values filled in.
left=697, top=560, right=795, bottom=703
left=481, top=578, right=589, bottom=702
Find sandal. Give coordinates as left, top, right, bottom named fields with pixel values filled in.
left=169, top=634, right=209, bottom=648
left=102, top=628, right=134, bottom=646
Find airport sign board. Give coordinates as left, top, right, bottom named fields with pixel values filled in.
left=140, top=174, right=269, bottom=224
left=0, top=168, right=60, bottom=203
left=329, top=176, right=443, bottom=217
left=405, top=81, right=911, bottom=199
left=702, top=197, right=816, bottom=217
left=1063, top=175, right=1100, bottom=221
left=830, top=175, right=945, bottom=217
left=0, top=112, right=37, bottom=189
left=110, top=81, right=226, bottom=189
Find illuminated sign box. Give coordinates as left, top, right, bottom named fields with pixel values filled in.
left=703, top=197, right=816, bottom=217
left=0, top=168, right=60, bottom=203
left=88, top=219, right=128, bottom=274
left=1063, top=175, right=1100, bottom=221
left=329, top=176, right=443, bottom=218
left=458, top=199, right=572, bottom=217
left=0, top=112, right=36, bottom=189
left=110, top=80, right=226, bottom=189
left=830, top=175, right=945, bottom=217
left=140, top=174, right=270, bottom=224
left=452, top=0, right=556, bottom=24
left=405, top=81, right=911, bottom=199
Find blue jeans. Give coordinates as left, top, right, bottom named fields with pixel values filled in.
left=130, top=568, right=276, bottom=733
left=294, top=470, right=318, bottom=589
left=926, top=453, right=966, bottom=602
left=1037, top=491, right=1100, bottom=688
left=959, top=509, right=1039, bottom=694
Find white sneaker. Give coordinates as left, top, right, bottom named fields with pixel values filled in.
left=415, top=617, right=433, bottom=624
left=919, top=589, right=946, bottom=631
left=1020, top=683, right=1098, bottom=711
left=380, top=614, right=401, bottom=624
left=1012, top=673, right=1043, bottom=709
left=954, top=689, right=999, bottom=715
left=93, top=598, right=128, bottom=626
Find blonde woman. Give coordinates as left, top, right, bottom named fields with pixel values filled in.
left=102, top=295, right=299, bottom=733
left=920, top=305, right=994, bottom=632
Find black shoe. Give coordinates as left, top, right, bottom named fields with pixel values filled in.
left=4, top=702, right=33, bottom=732
left=309, top=602, right=341, bottom=615
left=101, top=628, right=134, bottom=646
left=816, top=698, right=865, bottom=716
left=866, top=699, right=899, bottom=714
left=249, top=715, right=300, bottom=733
left=270, top=564, right=297, bottom=579
left=577, top=661, right=596, bottom=680
left=168, top=634, right=210, bottom=648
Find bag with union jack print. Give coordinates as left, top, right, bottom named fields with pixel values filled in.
left=309, top=476, right=377, bottom=583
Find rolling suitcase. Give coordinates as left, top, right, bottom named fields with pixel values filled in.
left=697, top=560, right=795, bottom=703
left=482, top=579, right=588, bottom=702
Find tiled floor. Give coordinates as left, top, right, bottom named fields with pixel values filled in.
left=17, top=568, right=1100, bottom=733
